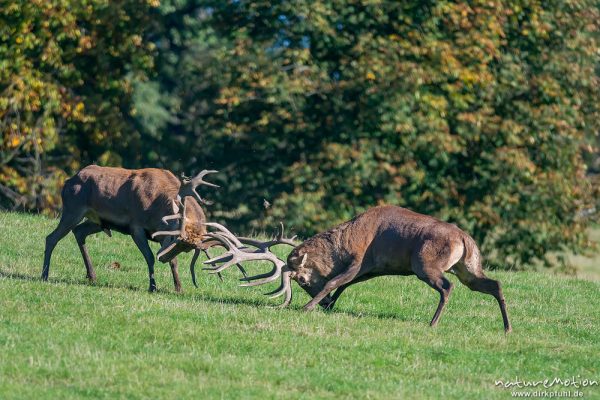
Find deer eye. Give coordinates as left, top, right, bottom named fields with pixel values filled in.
left=297, top=275, right=308, bottom=286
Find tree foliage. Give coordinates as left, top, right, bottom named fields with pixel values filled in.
left=0, top=0, right=156, bottom=211
left=1, top=0, right=598, bottom=269
left=140, top=0, right=599, bottom=268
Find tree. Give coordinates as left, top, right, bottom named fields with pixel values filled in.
left=0, top=0, right=156, bottom=211
left=141, top=0, right=599, bottom=268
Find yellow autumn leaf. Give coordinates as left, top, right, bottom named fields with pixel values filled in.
left=11, top=137, right=21, bottom=147
left=366, top=72, right=376, bottom=81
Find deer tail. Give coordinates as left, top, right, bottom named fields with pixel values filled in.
left=461, top=234, right=485, bottom=277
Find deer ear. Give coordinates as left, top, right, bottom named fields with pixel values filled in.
left=299, top=253, right=308, bottom=268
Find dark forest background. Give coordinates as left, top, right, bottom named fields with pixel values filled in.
left=1, top=0, right=599, bottom=269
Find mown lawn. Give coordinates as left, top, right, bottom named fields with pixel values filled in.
left=0, top=212, right=598, bottom=399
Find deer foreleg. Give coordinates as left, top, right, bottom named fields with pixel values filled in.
left=131, top=228, right=157, bottom=292
left=323, top=275, right=373, bottom=310
left=303, top=260, right=362, bottom=311
left=169, top=257, right=182, bottom=293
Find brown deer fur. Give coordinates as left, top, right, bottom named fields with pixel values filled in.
left=286, top=205, right=512, bottom=332
left=42, top=165, right=209, bottom=292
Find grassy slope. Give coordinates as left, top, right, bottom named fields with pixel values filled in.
left=0, top=212, right=598, bottom=399
left=568, top=227, right=600, bottom=281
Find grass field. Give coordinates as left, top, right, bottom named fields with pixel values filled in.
left=566, top=226, right=600, bottom=281
left=0, top=212, right=599, bottom=399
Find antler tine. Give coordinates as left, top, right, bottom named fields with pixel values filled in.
left=152, top=229, right=181, bottom=239
left=180, top=170, right=219, bottom=205
left=238, top=269, right=281, bottom=286
left=202, top=233, right=244, bottom=274
left=206, top=232, right=237, bottom=252
left=160, top=197, right=185, bottom=225
left=235, top=224, right=298, bottom=250
left=192, top=169, right=220, bottom=188
left=238, top=252, right=285, bottom=286
left=204, top=222, right=245, bottom=248
left=203, top=257, right=238, bottom=274
left=274, top=236, right=298, bottom=247
left=235, top=236, right=270, bottom=250
left=263, top=268, right=293, bottom=308
left=157, top=241, right=178, bottom=261
left=198, top=238, right=249, bottom=280
left=161, top=214, right=181, bottom=223
left=189, top=249, right=200, bottom=288
left=239, top=269, right=274, bottom=282
left=274, top=222, right=299, bottom=246
left=273, top=268, right=293, bottom=307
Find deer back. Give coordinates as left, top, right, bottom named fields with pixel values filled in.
left=72, top=165, right=181, bottom=232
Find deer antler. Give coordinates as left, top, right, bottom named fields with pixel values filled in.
left=203, top=222, right=297, bottom=284
left=151, top=201, right=252, bottom=287
left=180, top=170, right=219, bottom=205
left=187, top=231, right=250, bottom=288
left=237, top=222, right=298, bottom=249
left=152, top=198, right=186, bottom=244
left=201, top=222, right=297, bottom=307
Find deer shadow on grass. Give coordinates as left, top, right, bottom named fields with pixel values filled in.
left=0, top=267, right=276, bottom=309
left=322, top=306, right=416, bottom=322
left=0, top=268, right=414, bottom=321
left=0, top=268, right=147, bottom=293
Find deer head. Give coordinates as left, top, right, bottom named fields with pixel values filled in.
left=151, top=170, right=219, bottom=264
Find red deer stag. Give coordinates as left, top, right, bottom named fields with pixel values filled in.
left=204, top=205, right=512, bottom=332
left=42, top=165, right=219, bottom=292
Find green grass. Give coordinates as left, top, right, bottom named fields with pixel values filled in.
left=567, top=226, right=600, bottom=281
left=0, top=212, right=598, bottom=399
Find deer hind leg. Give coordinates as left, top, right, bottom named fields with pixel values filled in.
left=72, top=220, right=103, bottom=282
left=169, top=257, right=182, bottom=293
left=131, top=228, right=157, bottom=292
left=416, top=269, right=454, bottom=327
left=411, top=249, right=456, bottom=327
left=42, top=209, right=86, bottom=281
left=452, top=263, right=512, bottom=333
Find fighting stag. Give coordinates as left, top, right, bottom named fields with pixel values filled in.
left=42, top=165, right=219, bottom=292
left=204, top=205, right=512, bottom=332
